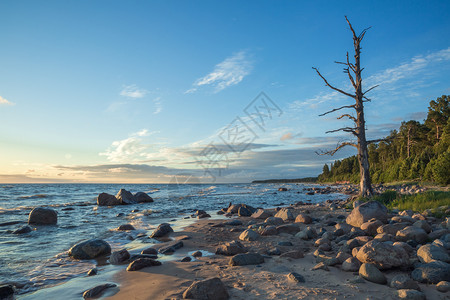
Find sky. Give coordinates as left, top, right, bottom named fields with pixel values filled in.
left=0, top=0, right=449, bottom=183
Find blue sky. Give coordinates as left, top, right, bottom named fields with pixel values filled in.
left=0, top=0, right=449, bottom=183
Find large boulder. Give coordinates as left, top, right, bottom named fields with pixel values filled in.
left=97, top=193, right=120, bottom=206
left=346, top=201, right=388, bottom=227
left=377, top=223, right=408, bottom=235
left=134, top=192, right=153, bottom=203
left=116, top=189, right=137, bottom=204
left=396, top=226, right=428, bottom=244
left=411, top=261, right=450, bottom=284
left=0, top=285, right=14, bottom=300
left=239, top=229, right=259, bottom=241
left=251, top=209, right=271, bottom=219
left=360, top=219, right=383, bottom=236
left=417, top=244, right=450, bottom=263
left=274, top=208, right=295, bottom=221
left=182, top=277, right=228, bottom=300
left=295, top=213, right=312, bottom=224
left=110, top=249, right=130, bottom=265
left=68, top=239, right=111, bottom=259
left=229, top=253, right=264, bottom=266
left=216, top=241, right=247, bottom=256
left=28, top=207, right=57, bottom=225
left=359, top=263, right=387, bottom=284
left=150, top=223, right=173, bottom=238
left=356, top=240, right=409, bottom=269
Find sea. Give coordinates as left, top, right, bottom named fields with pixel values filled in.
left=0, top=183, right=346, bottom=298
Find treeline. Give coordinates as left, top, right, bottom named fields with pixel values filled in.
left=318, top=95, right=450, bottom=185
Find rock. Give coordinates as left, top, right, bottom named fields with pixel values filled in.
left=360, top=219, right=383, bottom=236
left=267, top=247, right=281, bottom=256
left=295, top=213, right=312, bottom=224
left=276, top=224, right=300, bottom=234
left=278, top=187, right=288, bottom=191
left=227, top=204, right=242, bottom=214
left=116, top=189, right=137, bottom=204
left=239, top=229, right=259, bottom=241
left=374, top=233, right=395, bottom=242
left=28, top=207, right=57, bottom=225
left=224, top=219, right=242, bottom=226
left=87, top=268, right=97, bottom=276
left=429, top=229, right=450, bottom=240
left=411, top=261, right=450, bottom=283
left=110, top=249, right=130, bottom=265
left=377, top=223, right=408, bottom=235
left=342, top=257, right=361, bottom=272
left=129, top=254, right=158, bottom=261
left=229, top=253, right=264, bottom=266
left=126, top=258, right=161, bottom=271
left=134, top=192, right=153, bottom=203
left=181, top=256, right=191, bottom=262
left=336, top=251, right=352, bottom=263
left=356, top=240, right=408, bottom=269
left=396, top=289, right=426, bottom=300
left=274, top=208, right=295, bottom=221
left=192, top=251, right=202, bottom=258
left=436, top=281, right=450, bottom=293
left=413, top=220, right=431, bottom=233
left=278, top=241, right=293, bottom=246
left=141, top=247, right=158, bottom=255
left=264, top=217, right=284, bottom=225
left=389, top=274, right=420, bottom=290
left=417, top=244, right=450, bottom=263
left=238, top=206, right=252, bottom=217
left=260, top=226, right=277, bottom=236
left=116, top=224, right=135, bottom=231
left=83, top=283, right=116, bottom=299
left=393, top=242, right=415, bottom=255
left=150, top=223, right=173, bottom=238
left=296, top=227, right=317, bottom=240
left=359, top=263, right=386, bottom=284
left=251, top=209, right=271, bottom=219
left=346, top=201, right=388, bottom=228
left=12, top=225, right=32, bottom=234
left=159, top=241, right=184, bottom=254
left=97, top=193, right=121, bottom=206
left=311, top=262, right=329, bottom=271
left=182, top=277, right=228, bottom=300
left=287, top=272, right=305, bottom=283
left=280, top=250, right=304, bottom=259
left=68, top=239, right=111, bottom=259
left=0, top=285, right=14, bottom=300
left=216, top=241, right=247, bottom=256
left=315, top=237, right=330, bottom=247
left=396, top=226, right=428, bottom=244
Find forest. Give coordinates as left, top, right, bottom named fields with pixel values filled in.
left=318, top=95, right=450, bottom=185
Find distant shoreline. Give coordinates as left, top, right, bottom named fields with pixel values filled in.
left=251, top=177, right=318, bottom=184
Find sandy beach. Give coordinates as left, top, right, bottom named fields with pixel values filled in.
left=102, top=203, right=449, bottom=300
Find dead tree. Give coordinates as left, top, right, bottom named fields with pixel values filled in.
left=314, top=17, right=378, bottom=197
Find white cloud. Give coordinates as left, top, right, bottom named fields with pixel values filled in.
left=186, top=50, right=252, bottom=93
left=99, top=129, right=154, bottom=162
left=153, top=97, right=163, bottom=114
left=120, top=84, right=148, bottom=98
left=0, top=96, right=14, bottom=105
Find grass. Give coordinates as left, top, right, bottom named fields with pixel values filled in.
left=360, top=190, right=450, bottom=217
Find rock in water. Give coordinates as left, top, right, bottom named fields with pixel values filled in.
left=356, top=240, right=409, bottom=269
left=346, top=201, right=388, bottom=227
left=82, top=283, right=116, bottom=299
left=411, top=261, right=450, bottom=284
left=12, top=225, right=32, bottom=234
left=229, top=253, right=264, bottom=266
left=134, top=192, right=154, bottom=203
left=417, top=244, right=450, bottom=263
left=97, top=193, right=120, bottom=206
left=126, top=258, right=161, bottom=271
left=150, top=223, right=173, bottom=238
left=116, top=189, right=137, bottom=204
left=68, top=239, right=111, bottom=259
left=28, top=207, right=57, bottom=225
left=116, top=224, right=135, bottom=231
left=182, top=277, right=229, bottom=300
left=359, top=263, right=387, bottom=284
left=110, top=249, right=130, bottom=265
left=0, top=285, right=14, bottom=300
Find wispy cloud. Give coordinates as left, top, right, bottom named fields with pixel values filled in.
left=186, top=50, right=252, bottom=93
left=0, top=96, right=14, bottom=106
left=153, top=97, right=163, bottom=114
left=120, top=84, right=148, bottom=98
left=99, top=129, right=154, bottom=162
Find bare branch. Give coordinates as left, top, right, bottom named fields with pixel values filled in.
left=316, top=141, right=358, bottom=156
left=367, top=136, right=396, bottom=144
left=312, top=67, right=355, bottom=98
left=363, top=85, right=379, bottom=95
left=345, top=16, right=358, bottom=41
left=318, top=104, right=356, bottom=117
left=325, top=127, right=357, bottom=135
left=337, top=114, right=357, bottom=122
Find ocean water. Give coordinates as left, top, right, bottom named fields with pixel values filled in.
left=0, top=183, right=345, bottom=297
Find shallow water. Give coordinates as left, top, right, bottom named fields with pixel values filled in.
left=0, top=183, right=345, bottom=297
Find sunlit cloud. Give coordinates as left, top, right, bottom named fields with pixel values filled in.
left=0, top=96, right=14, bottom=106
left=99, top=129, right=154, bottom=162
left=186, top=50, right=252, bottom=93
left=120, top=84, right=148, bottom=98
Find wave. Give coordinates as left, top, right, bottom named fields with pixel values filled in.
left=18, top=194, right=49, bottom=199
